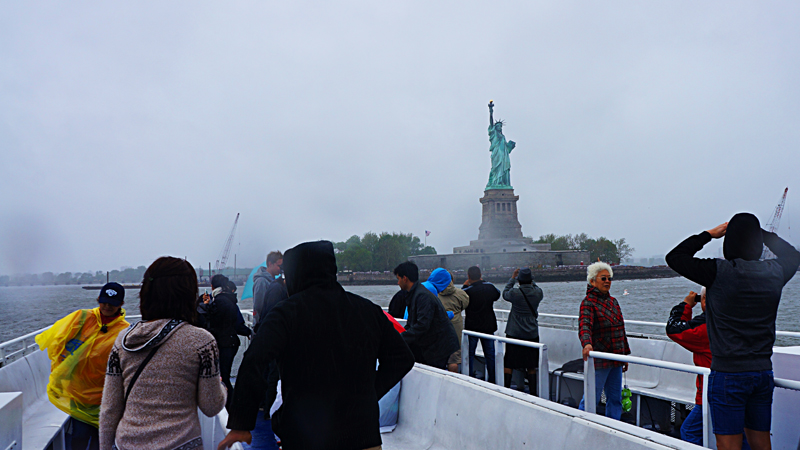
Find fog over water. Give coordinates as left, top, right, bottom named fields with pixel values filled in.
left=3, top=277, right=799, bottom=346
left=1, top=2, right=800, bottom=276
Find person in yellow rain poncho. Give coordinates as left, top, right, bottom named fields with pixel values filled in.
left=36, top=282, right=129, bottom=450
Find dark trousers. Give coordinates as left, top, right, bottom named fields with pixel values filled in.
left=219, top=345, right=238, bottom=408
left=468, top=336, right=496, bottom=383
left=65, top=417, right=98, bottom=450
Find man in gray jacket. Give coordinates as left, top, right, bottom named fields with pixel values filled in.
left=502, top=267, right=544, bottom=393
left=252, top=251, right=283, bottom=329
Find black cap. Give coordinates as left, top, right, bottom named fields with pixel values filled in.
left=98, top=282, right=125, bottom=306
left=518, top=268, right=533, bottom=284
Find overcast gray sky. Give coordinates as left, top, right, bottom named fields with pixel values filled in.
left=1, top=1, right=798, bottom=274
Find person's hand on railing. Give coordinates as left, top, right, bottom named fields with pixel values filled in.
left=582, top=344, right=593, bottom=361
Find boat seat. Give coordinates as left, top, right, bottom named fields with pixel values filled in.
left=381, top=365, right=699, bottom=450
left=0, top=350, right=69, bottom=450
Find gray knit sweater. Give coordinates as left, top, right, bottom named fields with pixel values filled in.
left=99, top=319, right=227, bottom=450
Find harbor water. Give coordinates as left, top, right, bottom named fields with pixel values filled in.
left=2, top=276, right=800, bottom=345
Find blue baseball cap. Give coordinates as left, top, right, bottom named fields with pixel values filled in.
left=98, top=282, right=125, bottom=306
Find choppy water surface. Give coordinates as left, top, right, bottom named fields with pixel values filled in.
left=2, top=277, right=799, bottom=345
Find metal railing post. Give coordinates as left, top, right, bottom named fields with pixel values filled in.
left=538, top=345, right=550, bottom=399
left=702, top=373, right=710, bottom=448
left=495, top=340, right=504, bottom=386
left=461, top=332, right=469, bottom=376
left=584, top=356, right=596, bottom=414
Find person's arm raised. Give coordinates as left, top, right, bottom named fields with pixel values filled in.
left=665, top=226, right=721, bottom=288
left=762, top=229, right=800, bottom=283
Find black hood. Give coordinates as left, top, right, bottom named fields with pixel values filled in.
left=723, top=213, right=763, bottom=261
left=283, top=240, right=339, bottom=296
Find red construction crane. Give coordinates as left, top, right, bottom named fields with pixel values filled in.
left=215, top=213, right=240, bottom=272
left=762, top=188, right=788, bottom=260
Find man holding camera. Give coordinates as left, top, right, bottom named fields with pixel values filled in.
left=666, top=288, right=711, bottom=445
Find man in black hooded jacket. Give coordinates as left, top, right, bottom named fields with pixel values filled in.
left=199, top=274, right=251, bottom=409
left=393, top=261, right=459, bottom=369
left=219, top=241, right=415, bottom=450
left=666, top=213, right=800, bottom=450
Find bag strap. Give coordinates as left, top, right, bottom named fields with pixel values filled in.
left=518, top=286, right=537, bottom=316
left=123, top=345, right=160, bottom=407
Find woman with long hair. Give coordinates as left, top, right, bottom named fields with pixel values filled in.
left=100, top=257, right=226, bottom=450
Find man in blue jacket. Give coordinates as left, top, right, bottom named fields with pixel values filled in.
left=666, top=213, right=800, bottom=450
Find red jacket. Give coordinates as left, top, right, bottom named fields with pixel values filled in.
left=666, top=302, right=711, bottom=405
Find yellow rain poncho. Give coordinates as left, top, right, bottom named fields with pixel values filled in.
left=35, top=307, right=129, bottom=427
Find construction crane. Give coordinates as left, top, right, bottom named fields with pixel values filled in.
left=762, top=188, right=788, bottom=260
left=215, top=213, right=240, bottom=273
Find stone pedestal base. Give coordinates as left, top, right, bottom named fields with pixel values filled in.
left=452, top=188, right=550, bottom=255
left=478, top=189, right=523, bottom=240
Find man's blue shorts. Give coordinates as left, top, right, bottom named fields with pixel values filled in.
left=708, top=370, right=774, bottom=435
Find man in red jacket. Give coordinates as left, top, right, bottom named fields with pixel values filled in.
left=666, top=288, right=750, bottom=449
left=666, top=288, right=710, bottom=445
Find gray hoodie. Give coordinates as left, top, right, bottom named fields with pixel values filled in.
left=252, top=267, right=275, bottom=324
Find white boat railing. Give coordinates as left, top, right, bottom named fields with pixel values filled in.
left=585, top=351, right=711, bottom=447
left=0, top=315, right=145, bottom=367
left=494, top=310, right=800, bottom=339
left=460, top=330, right=549, bottom=398
left=585, top=351, right=800, bottom=448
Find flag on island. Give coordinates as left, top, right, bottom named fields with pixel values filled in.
left=425, top=230, right=431, bottom=237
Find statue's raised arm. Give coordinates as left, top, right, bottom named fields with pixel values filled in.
left=489, top=100, right=495, bottom=127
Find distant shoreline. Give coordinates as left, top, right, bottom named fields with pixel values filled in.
left=71, top=266, right=678, bottom=289
left=338, top=265, right=679, bottom=286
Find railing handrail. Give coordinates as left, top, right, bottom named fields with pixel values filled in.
left=496, top=310, right=800, bottom=338
left=775, top=377, right=800, bottom=391
left=588, top=350, right=710, bottom=375
left=460, top=330, right=549, bottom=398
left=463, top=330, right=547, bottom=350
left=586, top=350, right=711, bottom=448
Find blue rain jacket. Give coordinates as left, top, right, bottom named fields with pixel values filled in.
left=422, top=268, right=454, bottom=319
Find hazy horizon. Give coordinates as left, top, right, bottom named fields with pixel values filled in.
left=2, top=1, right=798, bottom=275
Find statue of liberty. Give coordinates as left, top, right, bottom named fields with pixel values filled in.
left=486, top=100, right=516, bottom=189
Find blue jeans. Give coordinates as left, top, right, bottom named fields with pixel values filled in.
left=708, top=370, right=774, bottom=435
left=243, top=411, right=279, bottom=450
left=468, top=336, right=496, bottom=383
left=681, top=405, right=703, bottom=445
left=681, top=405, right=752, bottom=449
left=578, top=366, right=623, bottom=420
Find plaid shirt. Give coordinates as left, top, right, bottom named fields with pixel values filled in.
left=579, top=285, right=631, bottom=369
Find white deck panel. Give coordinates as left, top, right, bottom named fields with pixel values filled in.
left=381, top=365, right=701, bottom=450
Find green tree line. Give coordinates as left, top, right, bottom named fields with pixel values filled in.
left=533, top=233, right=634, bottom=264
left=334, top=232, right=436, bottom=272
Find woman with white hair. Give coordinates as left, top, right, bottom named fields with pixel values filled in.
left=577, top=262, right=631, bottom=420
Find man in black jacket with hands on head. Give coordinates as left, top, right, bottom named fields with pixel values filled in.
left=666, top=213, right=800, bottom=450
left=219, top=241, right=415, bottom=450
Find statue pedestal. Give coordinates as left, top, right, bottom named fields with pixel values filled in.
left=479, top=189, right=523, bottom=240
left=453, top=189, right=549, bottom=254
